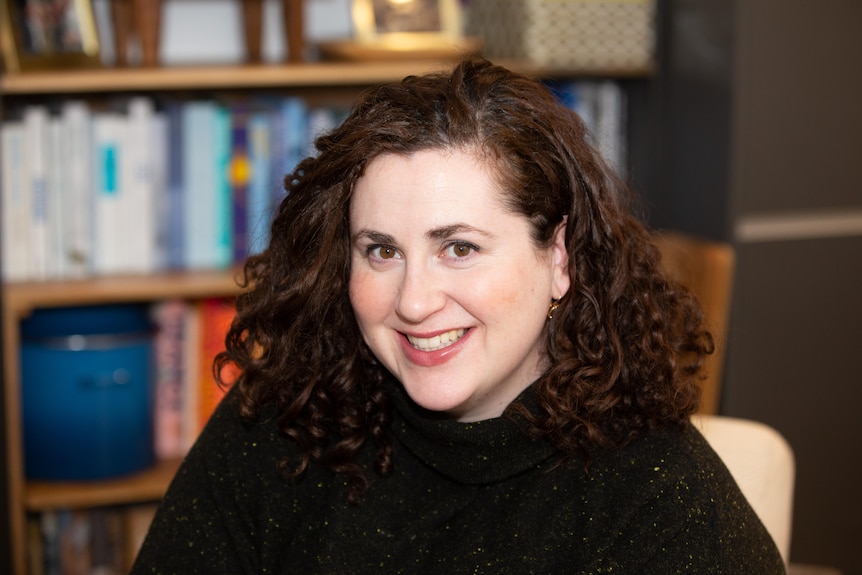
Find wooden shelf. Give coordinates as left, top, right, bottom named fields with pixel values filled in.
left=4, top=269, right=243, bottom=319
left=0, top=60, right=653, bottom=95
left=25, top=458, right=182, bottom=511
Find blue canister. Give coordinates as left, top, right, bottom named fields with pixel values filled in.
left=20, top=303, right=155, bottom=481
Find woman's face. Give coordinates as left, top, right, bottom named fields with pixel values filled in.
left=348, top=149, right=570, bottom=422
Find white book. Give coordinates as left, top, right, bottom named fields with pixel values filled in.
left=1, top=121, right=30, bottom=282
left=92, top=111, right=128, bottom=275
left=60, top=100, right=94, bottom=278
left=150, top=111, right=169, bottom=271
left=46, top=116, right=64, bottom=279
left=124, top=96, right=158, bottom=273
left=23, top=106, right=51, bottom=280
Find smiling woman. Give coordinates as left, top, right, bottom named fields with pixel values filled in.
left=130, top=58, right=787, bottom=574
left=348, top=150, right=569, bottom=422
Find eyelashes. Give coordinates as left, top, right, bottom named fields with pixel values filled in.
left=364, top=241, right=480, bottom=264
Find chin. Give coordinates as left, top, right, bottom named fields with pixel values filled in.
left=402, top=384, right=473, bottom=418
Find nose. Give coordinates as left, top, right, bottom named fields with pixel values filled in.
left=395, top=260, right=446, bottom=323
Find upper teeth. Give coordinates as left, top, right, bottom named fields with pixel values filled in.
left=407, top=329, right=466, bottom=351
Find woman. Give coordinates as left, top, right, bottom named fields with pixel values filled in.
left=132, top=58, right=785, bottom=574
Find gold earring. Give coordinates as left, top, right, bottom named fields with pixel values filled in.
left=547, top=298, right=560, bottom=320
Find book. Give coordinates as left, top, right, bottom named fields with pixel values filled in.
left=1, top=120, right=30, bottom=282
left=89, top=507, right=125, bottom=575
left=246, top=108, right=273, bottom=255
left=23, top=105, right=51, bottom=280
left=196, top=297, right=238, bottom=435
left=46, top=116, right=65, bottom=279
left=57, top=509, right=92, bottom=575
left=163, top=100, right=186, bottom=270
left=277, top=96, right=308, bottom=201
left=229, top=103, right=251, bottom=264
left=595, top=80, right=627, bottom=177
left=124, top=96, right=159, bottom=274
left=150, top=110, right=170, bottom=271
left=91, top=110, right=128, bottom=275
left=182, top=100, right=223, bottom=270
left=40, top=510, right=61, bottom=575
left=181, top=300, right=202, bottom=451
left=152, top=299, right=188, bottom=460
left=213, top=104, right=234, bottom=269
left=59, top=100, right=94, bottom=278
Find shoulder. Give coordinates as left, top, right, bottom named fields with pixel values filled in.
left=565, top=422, right=786, bottom=573
left=166, top=386, right=300, bottom=505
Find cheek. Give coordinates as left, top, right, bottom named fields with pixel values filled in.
left=348, top=269, right=385, bottom=326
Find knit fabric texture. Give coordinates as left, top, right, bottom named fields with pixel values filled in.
left=131, top=380, right=786, bottom=574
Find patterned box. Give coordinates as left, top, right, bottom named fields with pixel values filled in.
left=467, top=0, right=656, bottom=71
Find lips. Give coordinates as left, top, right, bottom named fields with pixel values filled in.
left=406, top=328, right=467, bottom=352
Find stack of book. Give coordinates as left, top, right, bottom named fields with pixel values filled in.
left=0, top=81, right=626, bottom=283
left=0, top=96, right=347, bottom=282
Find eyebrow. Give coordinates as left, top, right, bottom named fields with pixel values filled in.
left=426, top=223, right=494, bottom=241
left=352, top=223, right=494, bottom=245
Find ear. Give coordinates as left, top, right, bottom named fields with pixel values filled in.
left=550, top=219, right=571, bottom=299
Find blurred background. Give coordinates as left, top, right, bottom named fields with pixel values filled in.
left=1, top=0, right=860, bottom=573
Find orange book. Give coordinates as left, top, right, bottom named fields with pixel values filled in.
left=196, top=297, right=239, bottom=435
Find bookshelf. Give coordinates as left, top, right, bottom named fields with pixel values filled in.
left=1, top=60, right=652, bottom=574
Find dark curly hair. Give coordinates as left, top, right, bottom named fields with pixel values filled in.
left=215, top=58, right=712, bottom=502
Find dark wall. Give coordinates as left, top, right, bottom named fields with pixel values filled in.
left=654, top=0, right=862, bottom=572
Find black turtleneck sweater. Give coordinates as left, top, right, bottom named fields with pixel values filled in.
left=131, top=381, right=786, bottom=574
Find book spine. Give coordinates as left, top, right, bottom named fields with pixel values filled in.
left=164, top=101, right=186, bottom=270
left=23, top=106, right=51, bottom=280
left=46, top=117, right=64, bottom=279
left=247, top=109, right=273, bottom=255
left=150, top=111, right=170, bottom=271
left=125, top=96, right=158, bottom=274
left=1, top=121, right=30, bottom=282
left=213, top=104, right=234, bottom=268
left=229, top=105, right=250, bottom=264
left=196, top=298, right=238, bottom=435
left=181, top=301, right=202, bottom=451
left=182, top=101, right=218, bottom=270
left=92, top=111, right=127, bottom=275
left=60, top=101, right=94, bottom=278
left=152, top=299, right=188, bottom=460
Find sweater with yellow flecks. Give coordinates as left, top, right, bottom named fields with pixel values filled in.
left=131, top=378, right=785, bottom=574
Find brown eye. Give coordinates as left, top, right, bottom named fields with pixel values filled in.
left=449, top=243, right=474, bottom=257
left=378, top=246, right=397, bottom=259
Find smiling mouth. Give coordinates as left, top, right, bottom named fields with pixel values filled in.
left=406, top=329, right=467, bottom=352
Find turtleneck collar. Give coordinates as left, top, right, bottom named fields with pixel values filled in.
left=386, top=376, right=558, bottom=485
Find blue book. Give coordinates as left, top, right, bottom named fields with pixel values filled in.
left=247, top=108, right=273, bottom=256
left=182, top=100, right=219, bottom=270
left=278, top=96, right=308, bottom=202
left=164, top=101, right=185, bottom=270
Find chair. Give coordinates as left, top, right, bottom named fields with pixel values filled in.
left=653, top=231, right=735, bottom=415
left=692, top=414, right=795, bottom=565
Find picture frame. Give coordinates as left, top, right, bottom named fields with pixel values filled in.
left=351, top=0, right=465, bottom=49
left=1, top=0, right=101, bottom=73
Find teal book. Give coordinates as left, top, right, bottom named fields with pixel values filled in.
left=181, top=100, right=220, bottom=270
left=212, top=103, right=234, bottom=269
